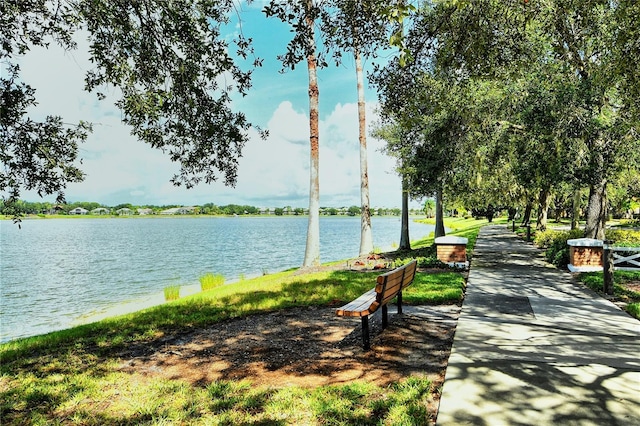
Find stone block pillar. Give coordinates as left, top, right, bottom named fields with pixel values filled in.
left=435, top=236, right=469, bottom=268
left=567, top=238, right=603, bottom=272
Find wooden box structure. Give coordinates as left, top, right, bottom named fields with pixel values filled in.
left=435, top=236, right=469, bottom=268
left=567, top=238, right=603, bottom=272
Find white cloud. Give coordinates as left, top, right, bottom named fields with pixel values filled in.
left=266, top=101, right=309, bottom=145
left=10, top=26, right=419, bottom=209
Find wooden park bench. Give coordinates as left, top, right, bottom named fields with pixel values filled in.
left=336, top=260, right=418, bottom=350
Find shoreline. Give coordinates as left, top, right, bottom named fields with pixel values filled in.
left=72, top=247, right=400, bottom=328
left=3, top=213, right=421, bottom=222
left=72, top=273, right=262, bottom=326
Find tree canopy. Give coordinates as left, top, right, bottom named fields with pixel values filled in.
left=2, top=0, right=262, bottom=217
left=372, top=0, right=640, bottom=236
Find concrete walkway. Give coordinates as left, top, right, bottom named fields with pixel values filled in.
left=436, top=225, right=640, bottom=425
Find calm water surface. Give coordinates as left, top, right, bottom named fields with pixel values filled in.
left=0, top=216, right=435, bottom=342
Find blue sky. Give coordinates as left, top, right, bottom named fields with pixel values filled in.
left=16, top=1, right=422, bottom=209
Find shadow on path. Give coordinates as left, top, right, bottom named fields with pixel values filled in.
left=437, top=225, right=640, bottom=426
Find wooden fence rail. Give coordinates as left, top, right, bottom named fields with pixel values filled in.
left=607, top=246, right=640, bottom=271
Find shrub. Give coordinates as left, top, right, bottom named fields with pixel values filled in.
left=416, top=256, right=450, bottom=269
left=536, top=228, right=640, bottom=268
left=392, top=257, right=415, bottom=267
left=535, top=229, right=583, bottom=268
left=552, top=248, right=570, bottom=267
left=164, top=285, right=180, bottom=301
left=392, top=256, right=450, bottom=269
left=534, top=228, right=583, bottom=249
left=605, top=229, right=640, bottom=246
left=200, top=273, right=225, bottom=291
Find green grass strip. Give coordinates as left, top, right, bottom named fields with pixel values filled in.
left=577, top=270, right=640, bottom=319
left=0, top=218, right=487, bottom=426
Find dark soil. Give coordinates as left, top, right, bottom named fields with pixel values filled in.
left=117, top=302, right=460, bottom=416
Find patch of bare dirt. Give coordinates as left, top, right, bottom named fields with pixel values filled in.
left=117, top=303, right=460, bottom=412
left=115, top=259, right=462, bottom=420
left=623, top=280, right=640, bottom=293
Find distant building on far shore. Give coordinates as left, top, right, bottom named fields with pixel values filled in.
left=160, top=206, right=196, bottom=215
left=91, top=207, right=110, bottom=215
left=69, top=207, right=88, bottom=215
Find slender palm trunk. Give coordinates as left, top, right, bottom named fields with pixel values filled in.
left=355, top=48, right=373, bottom=256
left=302, top=4, right=320, bottom=267
left=435, top=188, right=445, bottom=237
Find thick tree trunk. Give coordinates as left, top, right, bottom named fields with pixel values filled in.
left=554, top=194, right=563, bottom=223
left=521, top=200, right=533, bottom=226
left=355, top=48, right=373, bottom=256
left=536, top=187, right=551, bottom=232
left=399, top=176, right=410, bottom=250
left=571, top=187, right=581, bottom=230
left=435, top=188, right=446, bottom=237
left=302, top=7, right=320, bottom=267
left=584, top=180, right=607, bottom=240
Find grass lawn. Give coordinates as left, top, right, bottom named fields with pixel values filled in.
left=0, top=218, right=486, bottom=425
left=576, top=270, right=640, bottom=320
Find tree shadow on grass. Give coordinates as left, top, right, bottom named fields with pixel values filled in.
left=1, top=269, right=459, bottom=425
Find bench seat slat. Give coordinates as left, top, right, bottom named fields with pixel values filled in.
left=336, top=288, right=379, bottom=317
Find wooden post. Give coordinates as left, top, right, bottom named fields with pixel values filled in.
left=512, top=219, right=516, bottom=232
left=526, top=223, right=531, bottom=242
left=603, top=240, right=614, bottom=295
left=361, top=316, right=370, bottom=350
left=382, top=305, right=388, bottom=328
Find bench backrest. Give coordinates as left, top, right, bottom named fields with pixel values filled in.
left=375, top=260, right=417, bottom=306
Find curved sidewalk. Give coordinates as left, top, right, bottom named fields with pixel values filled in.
left=436, top=225, right=640, bottom=425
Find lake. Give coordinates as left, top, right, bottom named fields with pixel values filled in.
left=0, top=216, right=435, bottom=343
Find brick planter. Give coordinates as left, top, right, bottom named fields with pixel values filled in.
left=567, top=238, right=603, bottom=272
left=435, top=236, right=469, bottom=268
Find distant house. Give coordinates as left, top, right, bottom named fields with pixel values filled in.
left=49, top=205, right=65, bottom=215
left=178, top=206, right=196, bottom=215
left=116, top=208, right=132, bottom=216
left=160, top=206, right=196, bottom=215
left=91, top=207, right=110, bottom=215
left=137, top=208, right=153, bottom=215
left=69, top=207, right=88, bottom=215
left=160, top=207, right=180, bottom=215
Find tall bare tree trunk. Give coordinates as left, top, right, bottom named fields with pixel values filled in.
left=536, top=187, right=551, bottom=232
left=355, top=48, right=373, bottom=256
left=571, top=187, right=581, bottom=230
left=302, top=4, right=320, bottom=267
left=399, top=174, right=410, bottom=250
left=435, top=188, right=445, bottom=237
left=584, top=179, right=607, bottom=240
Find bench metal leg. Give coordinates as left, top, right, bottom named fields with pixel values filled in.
left=382, top=305, right=388, bottom=328
left=361, top=316, right=370, bottom=350
left=397, top=291, right=403, bottom=315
